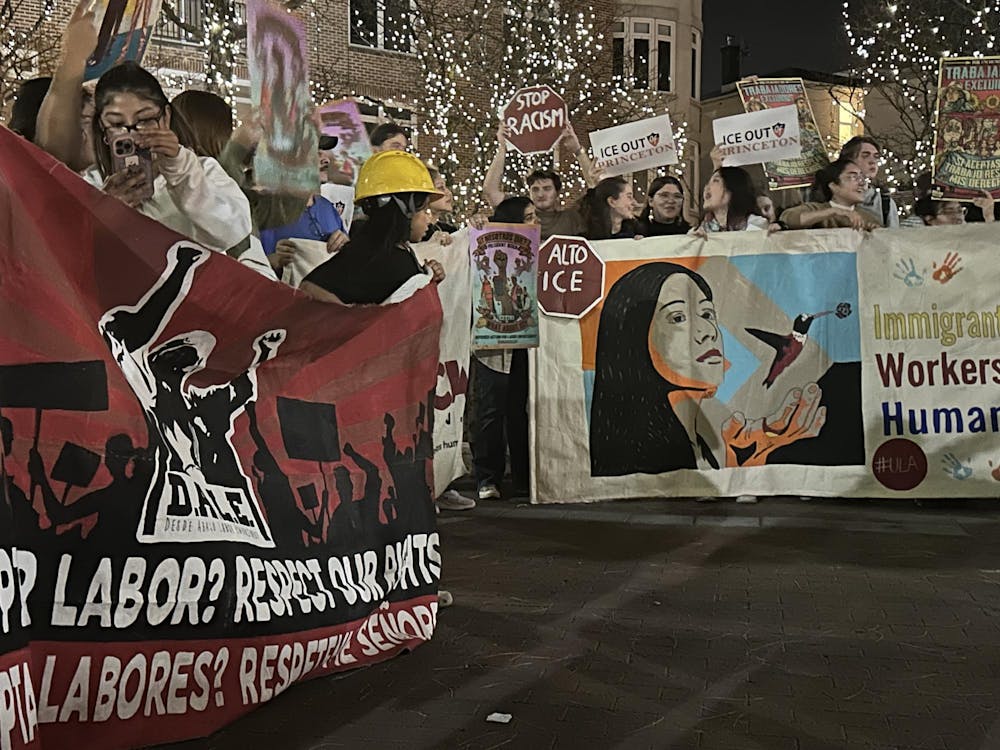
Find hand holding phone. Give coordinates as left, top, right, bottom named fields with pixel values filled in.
left=109, top=133, right=154, bottom=203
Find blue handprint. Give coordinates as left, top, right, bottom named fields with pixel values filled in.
left=893, top=258, right=925, bottom=287
left=942, top=453, right=973, bottom=480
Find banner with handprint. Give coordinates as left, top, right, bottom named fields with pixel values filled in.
left=470, top=223, right=541, bottom=349
left=737, top=78, right=829, bottom=190
left=0, top=130, right=441, bottom=748
left=532, top=224, right=1000, bottom=503
left=932, top=56, right=1000, bottom=201
left=861, top=224, right=1000, bottom=494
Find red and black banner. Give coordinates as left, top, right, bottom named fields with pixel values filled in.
left=0, top=128, right=442, bottom=748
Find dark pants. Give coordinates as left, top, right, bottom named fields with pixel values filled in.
left=472, top=351, right=529, bottom=491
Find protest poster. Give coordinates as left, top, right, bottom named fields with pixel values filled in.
left=248, top=0, right=319, bottom=195
left=0, top=129, right=441, bottom=748
left=712, top=105, right=802, bottom=168
left=932, top=56, right=1000, bottom=200
left=470, top=223, right=540, bottom=349
left=502, top=86, right=568, bottom=154
left=85, top=0, right=164, bottom=80
left=531, top=223, right=1000, bottom=503
left=317, top=99, right=374, bottom=186
left=589, top=114, right=678, bottom=177
left=537, top=235, right=605, bottom=319
left=736, top=78, right=828, bottom=190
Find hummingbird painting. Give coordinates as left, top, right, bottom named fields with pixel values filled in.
left=746, top=303, right=852, bottom=389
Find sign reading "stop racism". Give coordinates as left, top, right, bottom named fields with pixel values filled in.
left=502, top=85, right=568, bottom=155
left=537, top=235, right=605, bottom=318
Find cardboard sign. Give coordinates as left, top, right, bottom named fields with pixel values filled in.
left=85, top=0, right=164, bottom=80
left=736, top=78, right=829, bottom=190
left=248, top=0, right=319, bottom=195
left=712, top=105, right=802, bottom=168
left=537, top=235, right=605, bottom=319
left=317, top=99, right=373, bottom=186
left=470, top=223, right=540, bottom=349
left=589, top=114, right=679, bottom=177
left=932, top=56, right=1000, bottom=200
left=502, top=85, right=568, bottom=154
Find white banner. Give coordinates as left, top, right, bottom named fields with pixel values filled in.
left=712, top=105, right=802, bottom=168
left=530, top=224, right=1000, bottom=503
left=589, top=115, right=678, bottom=178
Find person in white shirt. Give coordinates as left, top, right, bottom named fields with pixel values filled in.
left=839, top=136, right=900, bottom=228
left=690, top=167, right=769, bottom=235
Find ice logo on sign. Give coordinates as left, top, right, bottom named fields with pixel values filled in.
left=772, top=122, right=786, bottom=138
left=647, top=132, right=660, bottom=147
left=98, top=243, right=279, bottom=547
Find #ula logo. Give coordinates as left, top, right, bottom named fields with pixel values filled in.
left=647, top=132, right=660, bottom=147
left=772, top=122, right=786, bottom=138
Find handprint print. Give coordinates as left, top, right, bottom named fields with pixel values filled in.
left=941, top=452, right=972, bottom=480
left=932, top=252, right=963, bottom=284
left=893, top=258, right=924, bottom=287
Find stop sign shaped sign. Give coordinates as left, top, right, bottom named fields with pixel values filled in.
left=537, top=235, right=606, bottom=318
left=502, top=85, right=568, bottom=154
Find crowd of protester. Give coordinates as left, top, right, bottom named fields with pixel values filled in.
left=6, top=0, right=998, bottom=524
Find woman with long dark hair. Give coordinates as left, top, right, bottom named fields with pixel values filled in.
left=640, top=175, right=691, bottom=235
left=580, top=176, right=641, bottom=240
left=691, top=167, right=767, bottom=234
left=590, top=263, right=826, bottom=478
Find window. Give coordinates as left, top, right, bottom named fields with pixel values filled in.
left=691, top=29, right=701, bottom=99
left=155, top=0, right=204, bottom=44
left=357, top=101, right=418, bottom=148
left=612, top=19, right=675, bottom=93
left=350, top=0, right=413, bottom=53
left=835, top=90, right=864, bottom=145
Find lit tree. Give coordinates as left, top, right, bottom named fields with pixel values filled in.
left=842, top=0, right=1000, bottom=187
left=1, top=0, right=59, bottom=110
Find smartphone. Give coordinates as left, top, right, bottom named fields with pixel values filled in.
left=109, top=133, right=155, bottom=202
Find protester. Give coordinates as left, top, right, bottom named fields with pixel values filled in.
left=580, top=176, right=642, bottom=240
left=370, top=122, right=409, bottom=152
left=756, top=192, right=777, bottom=224
left=780, top=159, right=881, bottom=231
left=300, top=150, right=445, bottom=304
left=471, top=196, right=540, bottom=501
left=691, top=167, right=767, bottom=234
left=839, top=136, right=899, bottom=228
left=261, top=191, right=347, bottom=276
left=483, top=120, right=595, bottom=240
left=423, top=166, right=457, bottom=242
left=640, top=175, right=691, bottom=235
left=915, top=193, right=996, bottom=226
left=170, top=89, right=232, bottom=160
left=88, top=62, right=257, bottom=262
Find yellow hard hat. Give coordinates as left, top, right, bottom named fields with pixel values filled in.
left=355, top=150, right=443, bottom=201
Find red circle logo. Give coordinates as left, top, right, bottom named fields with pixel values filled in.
left=872, top=439, right=928, bottom=491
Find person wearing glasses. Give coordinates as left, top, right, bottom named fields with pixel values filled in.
left=780, top=159, right=881, bottom=231
left=915, top=193, right=996, bottom=226
left=839, top=136, right=899, bottom=228
left=88, top=61, right=252, bottom=256
left=640, top=175, right=691, bottom=236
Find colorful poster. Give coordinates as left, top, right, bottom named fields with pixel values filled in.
left=317, top=99, right=373, bottom=186
left=932, top=56, right=1000, bottom=200
left=589, top=114, right=678, bottom=178
left=470, top=223, right=540, bottom=349
left=712, top=105, right=802, bottom=168
left=248, top=0, right=319, bottom=195
left=736, top=78, right=829, bottom=190
left=84, top=0, right=164, bottom=80
left=531, top=225, right=1000, bottom=503
left=0, top=130, right=441, bottom=747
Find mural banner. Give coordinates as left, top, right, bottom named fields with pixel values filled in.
left=85, top=0, right=164, bottom=80
left=932, top=56, right=1000, bottom=200
left=0, top=130, right=441, bottom=748
left=531, top=224, right=1000, bottom=502
left=736, top=77, right=829, bottom=190
left=470, top=224, right=540, bottom=350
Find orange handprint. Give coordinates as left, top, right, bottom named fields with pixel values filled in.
left=721, top=383, right=826, bottom=468
left=932, top=252, right=963, bottom=284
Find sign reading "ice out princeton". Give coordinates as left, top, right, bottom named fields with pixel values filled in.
left=712, top=105, right=802, bottom=168
left=589, top=115, right=678, bottom=178
left=502, top=85, right=568, bottom=154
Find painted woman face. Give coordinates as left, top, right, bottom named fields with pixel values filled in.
left=647, top=273, right=724, bottom=392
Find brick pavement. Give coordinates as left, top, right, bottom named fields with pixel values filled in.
left=164, top=497, right=1000, bottom=750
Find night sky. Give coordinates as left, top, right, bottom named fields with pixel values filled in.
left=701, top=0, right=853, bottom=95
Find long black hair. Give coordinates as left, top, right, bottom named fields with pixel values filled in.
left=642, top=175, right=690, bottom=229
left=590, top=262, right=717, bottom=477
left=709, top=167, right=758, bottom=230
left=491, top=196, right=532, bottom=223
left=580, top=176, right=639, bottom=240
left=92, top=61, right=196, bottom=178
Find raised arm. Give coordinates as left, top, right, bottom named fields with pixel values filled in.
left=35, top=0, right=97, bottom=171
left=561, top=124, right=598, bottom=188
left=483, top=121, right=510, bottom=208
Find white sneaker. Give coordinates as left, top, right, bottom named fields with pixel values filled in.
left=736, top=495, right=758, bottom=504
left=437, top=490, right=476, bottom=511
left=478, top=484, right=501, bottom=500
